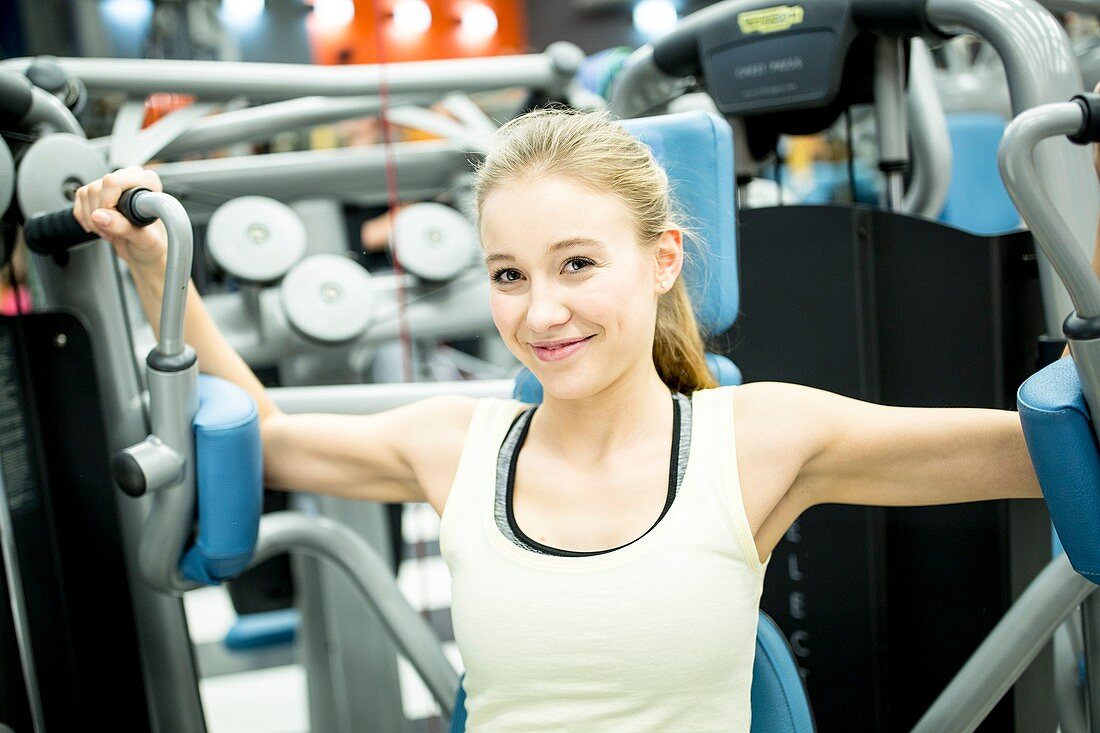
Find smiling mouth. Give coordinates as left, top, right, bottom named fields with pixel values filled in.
left=530, top=335, right=595, bottom=361
left=532, top=336, right=593, bottom=350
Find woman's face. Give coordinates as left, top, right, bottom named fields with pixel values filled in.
left=480, top=174, right=669, bottom=400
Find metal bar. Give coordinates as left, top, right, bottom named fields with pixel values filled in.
left=132, top=192, right=194, bottom=358
left=0, top=46, right=583, bottom=101
left=928, top=0, right=1099, bottom=337
left=874, top=37, right=909, bottom=211
left=138, top=366, right=200, bottom=595
left=999, top=102, right=1100, bottom=450
left=251, top=511, right=461, bottom=715
left=270, top=379, right=513, bottom=415
left=155, top=142, right=469, bottom=205
left=903, top=38, right=952, bottom=219
left=154, top=94, right=430, bottom=158
left=998, top=104, right=1100, bottom=320
left=110, top=102, right=215, bottom=168
left=912, top=553, right=1096, bottom=733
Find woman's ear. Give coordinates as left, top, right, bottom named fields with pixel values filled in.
left=655, top=229, right=685, bottom=292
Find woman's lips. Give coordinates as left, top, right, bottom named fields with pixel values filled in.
left=531, top=335, right=595, bottom=362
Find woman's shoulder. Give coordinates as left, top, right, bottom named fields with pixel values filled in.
left=691, top=381, right=823, bottom=429
left=411, top=393, right=528, bottom=440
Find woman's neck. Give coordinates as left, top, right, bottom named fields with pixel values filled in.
left=532, top=367, right=674, bottom=461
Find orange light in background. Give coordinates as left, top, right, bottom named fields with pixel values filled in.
left=458, top=2, right=498, bottom=46
left=307, top=0, right=527, bottom=65
left=391, top=0, right=432, bottom=37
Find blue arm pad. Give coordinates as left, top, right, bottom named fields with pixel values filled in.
left=1017, top=358, right=1100, bottom=584
left=180, top=374, right=263, bottom=585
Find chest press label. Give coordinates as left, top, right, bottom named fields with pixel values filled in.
left=737, top=5, right=805, bottom=35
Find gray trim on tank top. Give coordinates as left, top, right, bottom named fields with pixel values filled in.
left=494, top=392, right=693, bottom=556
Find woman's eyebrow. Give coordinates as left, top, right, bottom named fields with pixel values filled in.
left=483, top=238, right=606, bottom=267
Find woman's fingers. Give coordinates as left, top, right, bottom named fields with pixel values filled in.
left=72, top=166, right=164, bottom=240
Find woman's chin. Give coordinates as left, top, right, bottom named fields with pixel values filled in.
left=529, top=370, right=598, bottom=402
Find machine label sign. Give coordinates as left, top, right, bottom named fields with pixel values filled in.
left=738, top=5, right=805, bottom=34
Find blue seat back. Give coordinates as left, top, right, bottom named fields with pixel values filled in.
left=622, top=111, right=739, bottom=336
left=1018, top=358, right=1100, bottom=583
left=938, top=113, right=1021, bottom=236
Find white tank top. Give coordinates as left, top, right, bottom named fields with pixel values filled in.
left=440, top=386, right=768, bottom=733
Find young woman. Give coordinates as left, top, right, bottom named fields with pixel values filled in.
left=72, top=108, right=1094, bottom=732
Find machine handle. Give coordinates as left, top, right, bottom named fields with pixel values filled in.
left=23, top=187, right=157, bottom=256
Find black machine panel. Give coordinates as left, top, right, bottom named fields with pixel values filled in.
left=0, top=312, right=152, bottom=731
left=725, top=206, right=1052, bottom=731
left=699, top=2, right=861, bottom=116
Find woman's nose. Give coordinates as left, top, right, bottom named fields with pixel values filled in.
left=525, top=282, right=570, bottom=334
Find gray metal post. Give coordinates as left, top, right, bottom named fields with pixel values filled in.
left=999, top=102, right=1100, bottom=427
left=927, top=0, right=1099, bottom=336
left=251, top=511, right=461, bottom=716
left=874, top=36, right=909, bottom=210
left=903, top=38, right=952, bottom=219
left=999, top=95, right=1100, bottom=733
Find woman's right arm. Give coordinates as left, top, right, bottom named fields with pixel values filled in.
left=72, top=166, right=473, bottom=511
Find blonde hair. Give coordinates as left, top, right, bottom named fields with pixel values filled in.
left=474, top=108, right=717, bottom=395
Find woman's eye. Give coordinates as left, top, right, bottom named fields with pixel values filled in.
left=565, top=257, right=594, bottom=273
left=492, top=268, right=521, bottom=283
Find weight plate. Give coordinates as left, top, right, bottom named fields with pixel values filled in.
left=0, top=137, right=13, bottom=216
left=16, top=133, right=108, bottom=219
left=280, top=254, right=373, bottom=344
left=208, top=196, right=307, bottom=284
left=391, top=202, right=478, bottom=282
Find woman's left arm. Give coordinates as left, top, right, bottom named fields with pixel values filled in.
left=786, top=386, right=1042, bottom=508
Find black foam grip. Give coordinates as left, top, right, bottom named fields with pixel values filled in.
left=1069, top=93, right=1100, bottom=145
left=0, top=71, right=34, bottom=127
left=22, top=187, right=157, bottom=256
left=23, top=209, right=96, bottom=255
left=850, top=0, right=943, bottom=37
left=119, top=188, right=157, bottom=226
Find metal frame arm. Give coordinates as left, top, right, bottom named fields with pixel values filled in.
left=0, top=45, right=584, bottom=101
left=252, top=512, right=460, bottom=715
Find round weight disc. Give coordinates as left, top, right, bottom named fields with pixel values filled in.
left=16, top=133, right=108, bottom=219
left=280, top=254, right=374, bottom=345
left=208, top=196, right=307, bottom=284
left=391, top=202, right=478, bottom=282
left=0, top=137, right=14, bottom=216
